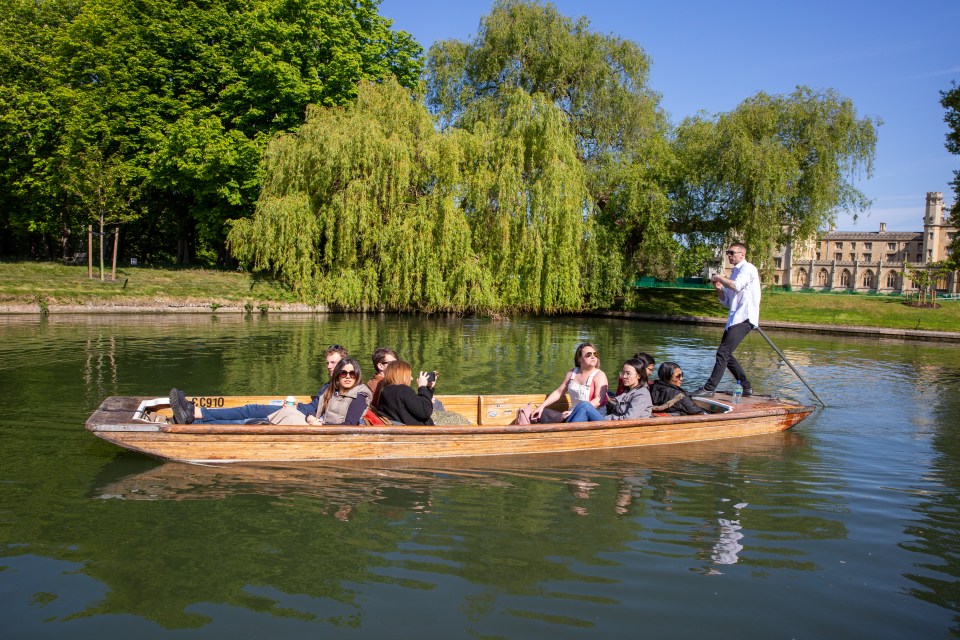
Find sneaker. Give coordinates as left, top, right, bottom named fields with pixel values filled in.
left=169, top=388, right=195, bottom=424
left=742, top=387, right=753, bottom=397
left=690, top=387, right=714, bottom=398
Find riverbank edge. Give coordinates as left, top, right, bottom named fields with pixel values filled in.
left=2, top=301, right=958, bottom=343
left=591, top=310, right=960, bottom=343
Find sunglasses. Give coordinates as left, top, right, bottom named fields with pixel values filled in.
left=674, top=372, right=684, bottom=379
left=725, top=250, right=740, bottom=256
left=582, top=351, right=599, bottom=358
left=338, top=370, right=358, bottom=379
left=329, top=344, right=344, bottom=350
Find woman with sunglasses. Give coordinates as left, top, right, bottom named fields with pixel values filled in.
left=650, top=362, right=708, bottom=415
left=377, top=360, right=437, bottom=426
left=565, top=358, right=652, bottom=422
left=531, top=343, right=609, bottom=423
left=305, top=357, right=372, bottom=425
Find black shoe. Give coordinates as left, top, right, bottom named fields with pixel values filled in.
left=690, top=387, right=714, bottom=398
left=170, top=388, right=195, bottom=424
left=742, top=387, right=753, bottom=397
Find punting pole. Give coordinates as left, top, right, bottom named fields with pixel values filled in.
left=755, top=327, right=827, bottom=407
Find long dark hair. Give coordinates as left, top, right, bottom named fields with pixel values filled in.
left=657, top=361, right=681, bottom=385
left=319, top=357, right=363, bottom=416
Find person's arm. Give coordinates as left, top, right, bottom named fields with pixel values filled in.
left=532, top=371, right=574, bottom=420
left=342, top=395, right=370, bottom=425
left=589, top=371, right=609, bottom=410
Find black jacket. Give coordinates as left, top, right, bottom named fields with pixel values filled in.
left=378, top=384, right=435, bottom=425
left=650, top=381, right=708, bottom=415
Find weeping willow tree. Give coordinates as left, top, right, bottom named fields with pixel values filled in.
left=426, top=0, right=668, bottom=297
left=228, top=78, right=607, bottom=313
left=671, top=87, right=878, bottom=269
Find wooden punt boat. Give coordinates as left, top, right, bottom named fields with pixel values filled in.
left=85, top=391, right=815, bottom=464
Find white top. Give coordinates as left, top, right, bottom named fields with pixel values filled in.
left=721, top=259, right=761, bottom=328
left=567, top=368, right=606, bottom=416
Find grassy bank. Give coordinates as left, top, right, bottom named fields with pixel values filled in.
left=0, top=261, right=297, bottom=306
left=1, top=261, right=958, bottom=332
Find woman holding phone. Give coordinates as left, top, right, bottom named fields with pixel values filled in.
left=377, top=360, right=437, bottom=426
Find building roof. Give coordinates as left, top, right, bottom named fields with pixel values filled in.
left=821, top=231, right=921, bottom=240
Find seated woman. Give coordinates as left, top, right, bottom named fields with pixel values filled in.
left=566, top=358, right=653, bottom=422
left=170, top=345, right=348, bottom=424
left=377, top=360, right=436, bottom=426
left=531, top=343, right=609, bottom=423
left=303, top=358, right=372, bottom=425
left=649, top=362, right=708, bottom=415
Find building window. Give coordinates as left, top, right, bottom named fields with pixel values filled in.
left=817, top=269, right=829, bottom=286
left=849, top=253, right=856, bottom=261
left=795, top=268, right=807, bottom=285
left=886, top=272, right=897, bottom=288
left=862, top=270, right=874, bottom=288
left=887, top=243, right=896, bottom=250
left=864, top=243, right=872, bottom=250
left=815, top=252, right=821, bottom=260
left=774, top=257, right=782, bottom=268
left=863, top=253, right=872, bottom=262
left=886, top=254, right=896, bottom=262
left=916, top=255, right=922, bottom=263
left=774, top=275, right=780, bottom=284
left=834, top=253, right=842, bottom=261
left=840, top=269, right=851, bottom=287
left=835, top=242, right=843, bottom=249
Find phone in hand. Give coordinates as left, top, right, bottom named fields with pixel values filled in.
left=426, top=371, right=437, bottom=384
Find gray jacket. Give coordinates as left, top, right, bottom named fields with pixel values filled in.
left=607, top=385, right=652, bottom=420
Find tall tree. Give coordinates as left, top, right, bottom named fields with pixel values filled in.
left=941, top=81, right=960, bottom=271
left=672, top=87, right=878, bottom=270
left=228, top=78, right=603, bottom=313
left=0, top=0, right=422, bottom=263
left=425, top=0, right=669, bottom=292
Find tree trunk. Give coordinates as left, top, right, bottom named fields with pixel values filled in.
left=111, top=226, right=119, bottom=281
left=99, top=215, right=105, bottom=282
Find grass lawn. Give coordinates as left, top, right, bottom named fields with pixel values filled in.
left=0, top=261, right=297, bottom=306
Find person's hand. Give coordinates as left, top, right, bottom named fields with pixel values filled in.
left=531, top=408, right=543, bottom=421
left=417, top=371, right=430, bottom=387
left=712, top=279, right=724, bottom=291
left=561, top=410, right=571, bottom=419
left=306, top=415, right=318, bottom=425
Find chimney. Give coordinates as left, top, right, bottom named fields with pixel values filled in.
left=879, top=222, right=886, bottom=232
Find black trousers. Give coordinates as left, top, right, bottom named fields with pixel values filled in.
left=704, top=320, right=753, bottom=391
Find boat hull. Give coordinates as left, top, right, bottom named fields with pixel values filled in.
left=86, top=393, right=815, bottom=464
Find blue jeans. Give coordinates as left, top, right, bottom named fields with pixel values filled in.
left=199, top=404, right=280, bottom=424
left=565, top=401, right=606, bottom=423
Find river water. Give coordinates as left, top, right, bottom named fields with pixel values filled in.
left=1, top=313, right=959, bottom=638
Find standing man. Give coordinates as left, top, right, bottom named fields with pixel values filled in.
left=692, top=242, right=761, bottom=398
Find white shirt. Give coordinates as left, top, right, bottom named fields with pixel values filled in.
left=721, top=259, right=761, bottom=328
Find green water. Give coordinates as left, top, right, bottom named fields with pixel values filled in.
left=2, top=313, right=959, bottom=638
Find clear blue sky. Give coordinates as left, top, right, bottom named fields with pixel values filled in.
left=379, top=0, right=959, bottom=232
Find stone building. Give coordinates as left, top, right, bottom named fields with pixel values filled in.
left=769, top=192, right=957, bottom=294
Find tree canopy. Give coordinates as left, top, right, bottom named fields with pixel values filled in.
left=0, top=0, right=422, bottom=262
left=2, top=0, right=883, bottom=312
